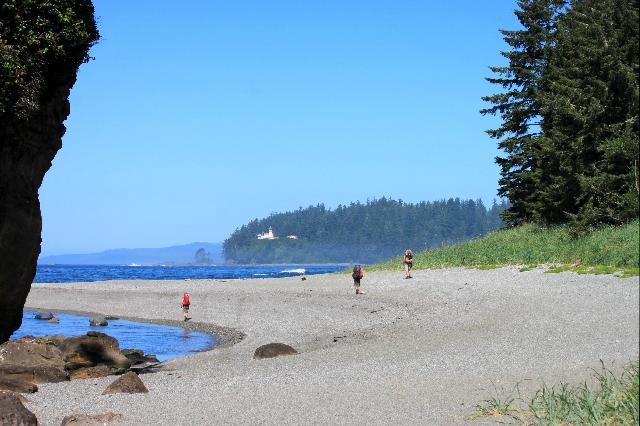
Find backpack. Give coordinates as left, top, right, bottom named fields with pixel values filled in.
left=352, top=266, right=362, bottom=279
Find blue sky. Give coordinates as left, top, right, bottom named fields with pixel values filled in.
left=40, top=0, right=519, bottom=255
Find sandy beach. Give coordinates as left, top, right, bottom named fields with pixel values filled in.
left=22, top=267, right=639, bottom=425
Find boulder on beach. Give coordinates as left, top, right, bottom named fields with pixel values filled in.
left=61, top=332, right=131, bottom=369
left=33, top=312, right=54, bottom=320
left=0, top=391, right=38, bottom=426
left=102, top=372, right=148, bottom=395
left=89, top=316, right=108, bottom=327
left=61, top=412, right=123, bottom=425
left=253, top=343, right=298, bottom=359
left=0, top=336, right=69, bottom=384
left=0, top=332, right=139, bottom=386
left=0, top=364, right=69, bottom=384
left=0, top=377, right=38, bottom=393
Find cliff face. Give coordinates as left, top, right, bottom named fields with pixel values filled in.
left=0, top=1, right=99, bottom=343
left=0, top=85, right=73, bottom=343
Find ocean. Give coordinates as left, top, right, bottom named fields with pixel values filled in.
left=34, top=264, right=346, bottom=283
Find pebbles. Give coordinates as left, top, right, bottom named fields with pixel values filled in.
left=22, top=268, right=639, bottom=425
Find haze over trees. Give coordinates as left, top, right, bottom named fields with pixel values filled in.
left=224, top=198, right=507, bottom=264
left=482, top=0, right=639, bottom=229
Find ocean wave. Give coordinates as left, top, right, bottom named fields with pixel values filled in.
left=253, top=273, right=269, bottom=276
left=280, top=268, right=306, bottom=274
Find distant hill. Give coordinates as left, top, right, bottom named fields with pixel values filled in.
left=224, top=198, right=508, bottom=264
left=38, top=242, right=223, bottom=265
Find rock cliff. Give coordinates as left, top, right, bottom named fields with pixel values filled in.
left=0, top=1, right=99, bottom=343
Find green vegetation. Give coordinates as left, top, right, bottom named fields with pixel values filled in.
left=483, top=0, right=639, bottom=229
left=371, top=220, right=639, bottom=274
left=0, top=0, right=99, bottom=118
left=224, top=198, right=506, bottom=264
left=470, top=361, right=639, bottom=425
left=546, top=265, right=639, bottom=279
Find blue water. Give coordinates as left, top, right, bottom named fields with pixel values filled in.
left=35, top=264, right=345, bottom=283
left=11, top=311, right=214, bottom=362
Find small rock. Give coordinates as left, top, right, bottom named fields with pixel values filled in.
left=63, top=352, right=94, bottom=370
left=46, top=335, right=66, bottom=347
left=89, top=316, right=108, bottom=327
left=60, top=412, right=123, bottom=425
left=0, top=365, right=69, bottom=384
left=0, top=390, right=29, bottom=405
left=0, top=391, right=38, bottom=425
left=143, top=354, right=159, bottom=363
left=69, top=366, right=111, bottom=380
left=301, top=277, right=307, bottom=281
left=34, top=312, right=53, bottom=320
left=109, top=367, right=128, bottom=376
left=48, top=317, right=60, bottom=323
left=104, top=315, right=119, bottom=320
left=121, top=349, right=145, bottom=365
left=253, top=343, right=298, bottom=359
left=102, top=372, right=148, bottom=395
left=0, top=377, right=38, bottom=393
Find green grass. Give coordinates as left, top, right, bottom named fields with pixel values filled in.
left=470, top=361, right=640, bottom=425
left=546, top=265, right=640, bottom=278
left=370, top=220, right=639, bottom=276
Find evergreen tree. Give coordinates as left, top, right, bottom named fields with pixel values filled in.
left=481, top=0, right=566, bottom=224
left=538, top=0, right=639, bottom=227
left=223, top=198, right=507, bottom=264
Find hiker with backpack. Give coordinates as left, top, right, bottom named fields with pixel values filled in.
left=181, top=292, right=191, bottom=321
left=352, top=265, right=365, bottom=294
left=403, top=249, right=413, bottom=279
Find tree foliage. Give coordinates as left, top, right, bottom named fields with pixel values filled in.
left=483, top=0, right=639, bottom=228
left=0, top=0, right=99, bottom=119
left=224, top=198, right=507, bottom=264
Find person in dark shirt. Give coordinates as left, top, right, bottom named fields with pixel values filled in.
left=352, top=265, right=365, bottom=294
left=403, top=249, right=413, bottom=279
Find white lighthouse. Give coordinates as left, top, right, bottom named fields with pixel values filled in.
left=256, top=226, right=276, bottom=240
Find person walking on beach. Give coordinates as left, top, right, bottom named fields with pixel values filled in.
left=181, top=292, right=191, bottom=321
left=352, top=265, right=365, bottom=294
left=403, top=249, right=413, bottom=279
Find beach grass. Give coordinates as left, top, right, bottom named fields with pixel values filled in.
left=470, top=361, right=640, bottom=425
left=370, top=220, right=639, bottom=276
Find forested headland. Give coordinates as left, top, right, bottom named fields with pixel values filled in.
left=223, top=198, right=507, bottom=264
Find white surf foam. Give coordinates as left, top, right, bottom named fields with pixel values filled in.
left=280, top=268, right=306, bottom=274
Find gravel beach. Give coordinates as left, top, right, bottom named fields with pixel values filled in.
left=22, top=267, right=639, bottom=425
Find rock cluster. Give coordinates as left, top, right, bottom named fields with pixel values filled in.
left=0, top=332, right=159, bottom=392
